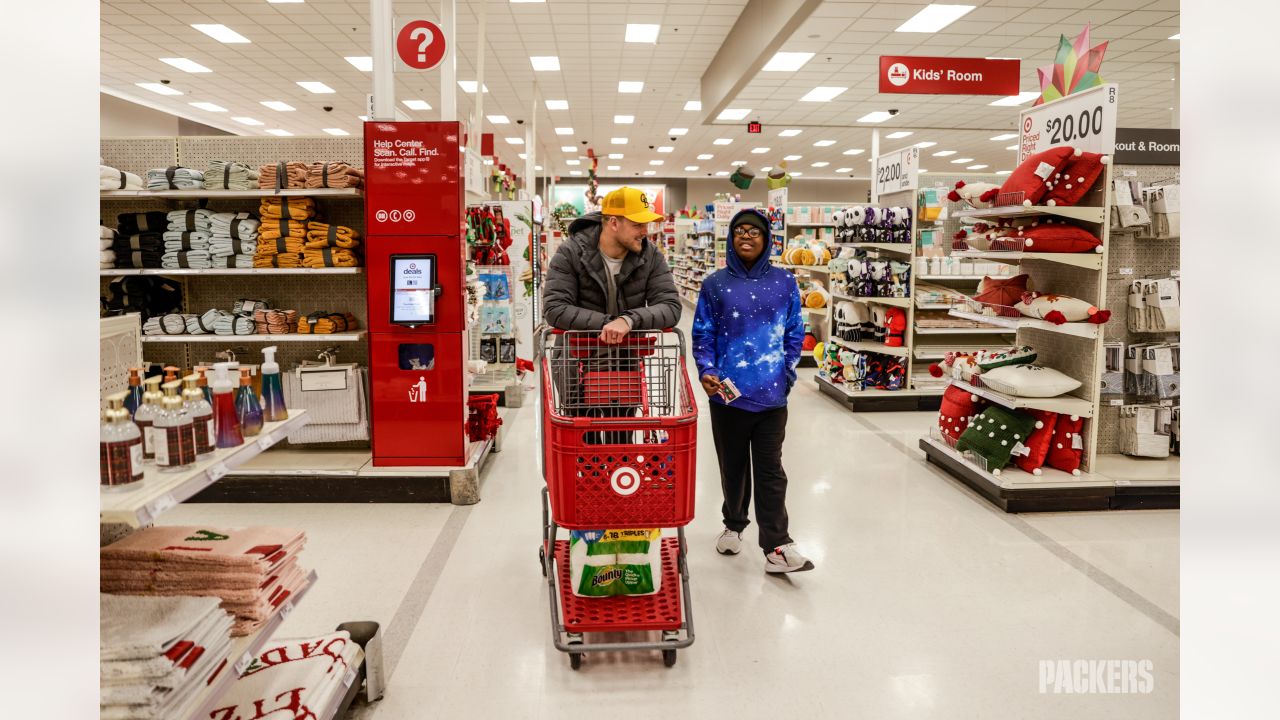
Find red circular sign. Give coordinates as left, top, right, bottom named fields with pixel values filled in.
left=396, top=20, right=446, bottom=71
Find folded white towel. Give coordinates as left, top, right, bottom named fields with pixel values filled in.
left=162, top=230, right=212, bottom=252
left=100, top=594, right=224, bottom=661
left=210, top=238, right=258, bottom=257
left=143, top=314, right=191, bottom=335
left=100, top=238, right=113, bottom=251
left=203, top=160, right=260, bottom=191
left=161, top=250, right=212, bottom=269
left=101, top=249, right=116, bottom=264
left=166, top=209, right=213, bottom=231
left=211, top=254, right=255, bottom=269
left=101, top=165, right=143, bottom=191
left=100, top=225, right=116, bottom=239
left=147, top=166, right=204, bottom=191
left=210, top=212, right=261, bottom=238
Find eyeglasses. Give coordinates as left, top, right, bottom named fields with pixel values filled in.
left=732, top=227, right=764, bottom=239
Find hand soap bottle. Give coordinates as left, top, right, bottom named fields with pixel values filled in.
left=153, top=393, right=193, bottom=471
left=236, top=368, right=264, bottom=437
left=182, top=374, right=216, bottom=456
left=211, top=362, right=245, bottom=448
left=124, top=368, right=144, bottom=417
left=161, top=380, right=197, bottom=467
left=260, top=346, right=288, bottom=422
left=100, top=392, right=143, bottom=488
left=197, top=368, right=214, bottom=405
left=133, top=376, right=163, bottom=461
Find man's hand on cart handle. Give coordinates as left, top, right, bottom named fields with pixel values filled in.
left=700, top=374, right=723, bottom=397
left=599, top=317, right=631, bottom=345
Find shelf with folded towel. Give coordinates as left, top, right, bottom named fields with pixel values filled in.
left=950, top=379, right=1094, bottom=418
left=951, top=204, right=1105, bottom=224
left=833, top=243, right=914, bottom=254
left=142, top=332, right=366, bottom=343
left=100, top=410, right=310, bottom=527
left=831, top=293, right=912, bottom=308
left=946, top=309, right=1100, bottom=340
left=102, top=268, right=364, bottom=276
left=830, top=336, right=909, bottom=358
left=949, top=249, right=1104, bottom=271
left=100, top=189, right=363, bottom=200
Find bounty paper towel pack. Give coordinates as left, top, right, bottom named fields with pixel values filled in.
left=569, top=529, right=663, bottom=598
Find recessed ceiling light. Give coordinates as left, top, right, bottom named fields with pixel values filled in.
left=813, top=140, right=835, bottom=147
left=990, top=133, right=1018, bottom=141
left=232, top=116, right=263, bottom=126
left=570, top=170, right=583, bottom=176
left=189, top=101, right=226, bottom=112
left=458, top=81, right=489, bottom=93
left=560, top=146, right=576, bottom=153
left=684, top=100, right=702, bottom=111
left=618, top=81, right=644, bottom=93
left=842, top=148, right=865, bottom=156
left=566, top=159, right=580, bottom=165
left=914, top=141, right=937, bottom=148
left=811, top=161, right=829, bottom=167
left=323, top=128, right=350, bottom=136
left=933, top=150, right=957, bottom=157
left=345, top=56, right=373, bottom=71
left=778, top=129, right=802, bottom=137
left=762, top=51, right=815, bottom=72
left=697, top=154, right=713, bottom=160
left=650, top=160, right=664, bottom=166
left=669, top=127, right=688, bottom=136
left=607, top=165, right=621, bottom=171
left=487, top=115, right=510, bottom=124
left=642, top=170, right=657, bottom=176
left=545, top=99, right=568, bottom=110
left=609, top=153, right=624, bottom=159
left=191, top=24, right=250, bottom=43
left=996, top=170, right=1012, bottom=175
left=684, top=166, right=699, bottom=171
left=967, top=164, right=988, bottom=170
left=918, top=169, right=929, bottom=174
left=555, top=127, right=574, bottom=135
left=713, top=138, right=733, bottom=145
left=266, top=129, right=293, bottom=137
left=657, top=146, right=674, bottom=153
left=731, top=161, right=747, bottom=166
left=790, top=172, right=803, bottom=177
left=835, top=167, right=852, bottom=173
left=989, top=91, right=1039, bottom=106
left=715, top=171, right=729, bottom=176
left=784, top=154, right=802, bottom=161
left=530, top=56, right=560, bottom=71
left=800, top=86, right=847, bottom=102
left=751, top=147, right=770, bottom=154
left=297, top=81, right=335, bottom=94
left=615, top=115, right=634, bottom=124
left=1006, top=145, right=1018, bottom=151
left=160, top=57, right=211, bottom=73
left=950, top=157, right=974, bottom=164
left=886, top=131, right=913, bottom=139
left=358, top=115, right=368, bottom=121
left=761, top=166, right=772, bottom=172
left=1168, top=33, right=1180, bottom=40
left=625, top=23, right=660, bottom=43
left=858, top=111, right=893, bottom=123
left=611, top=138, right=628, bottom=145
left=511, top=0, right=547, bottom=4
left=402, top=99, right=431, bottom=110
left=895, top=4, right=976, bottom=33
left=535, top=165, right=543, bottom=171
left=506, top=137, right=524, bottom=145
left=518, top=153, right=527, bottom=159
left=717, top=108, right=752, bottom=121
left=136, top=82, right=183, bottom=96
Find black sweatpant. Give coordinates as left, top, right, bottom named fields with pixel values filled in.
left=709, top=402, right=793, bottom=553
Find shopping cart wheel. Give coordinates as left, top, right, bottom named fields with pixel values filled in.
left=538, top=546, right=547, bottom=577
left=663, top=649, right=677, bottom=668
left=570, top=652, right=583, bottom=670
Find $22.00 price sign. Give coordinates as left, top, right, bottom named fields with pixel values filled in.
left=874, top=146, right=919, bottom=198
left=1019, top=83, right=1119, bottom=164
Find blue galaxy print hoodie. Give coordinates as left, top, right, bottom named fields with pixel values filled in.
left=692, top=208, right=804, bottom=413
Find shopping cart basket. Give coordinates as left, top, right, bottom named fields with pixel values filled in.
left=536, top=328, right=698, bottom=669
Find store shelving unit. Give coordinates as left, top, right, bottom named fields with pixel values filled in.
left=101, top=188, right=363, bottom=200
left=103, top=268, right=364, bottom=277
left=142, top=333, right=367, bottom=344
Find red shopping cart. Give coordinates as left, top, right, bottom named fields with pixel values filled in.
left=537, top=328, right=697, bottom=669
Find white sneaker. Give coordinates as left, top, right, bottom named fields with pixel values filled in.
left=765, top=543, right=815, bottom=573
left=715, top=528, right=742, bottom=555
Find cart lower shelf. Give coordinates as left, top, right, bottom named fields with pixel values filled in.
left=554, top=538, right=683, bottom=634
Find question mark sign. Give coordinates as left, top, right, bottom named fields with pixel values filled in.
left=409, top=27, right=432, bottom=64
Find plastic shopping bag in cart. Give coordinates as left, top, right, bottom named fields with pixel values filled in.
left=569, top=529, right=663, bottom=598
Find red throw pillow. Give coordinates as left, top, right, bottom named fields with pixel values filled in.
left=938, top=384, right=984, bottom=441
left=1016, top=223, right=1102, bottom=253
left=1045, top=414, right=1085, bottom=475
left=997, top=146, right=1077, bottom=206
left=1044, top=151, right=1106, bottom=207
left=974, top=273, right=1030, bottom=318
left=1014, top=409, right=1058, bottom=474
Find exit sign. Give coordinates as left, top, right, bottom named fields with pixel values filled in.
left=747, top=121, right=762, bottom=134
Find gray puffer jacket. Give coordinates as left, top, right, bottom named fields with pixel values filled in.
left=542, top=213, right=681, bottom=331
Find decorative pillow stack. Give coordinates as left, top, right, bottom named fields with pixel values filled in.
left=996, top=146, right=1078, bottom=206
left=956, top=406, right=1039, bottom=474
left=1044, top=151, right=1109, bottom=207
left=976, top=345, right=1038, bottom=371
left=1046, top=414, right=1086, bottom=475
left=938, top=384, right=986, bottom=441
left=1013, top=409, right=1059, bottom=475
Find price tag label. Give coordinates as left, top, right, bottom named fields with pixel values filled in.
left=1018, top=83, right=1119, bottom=164
left=257, top=433, right=277, bottom=451
left=1115, top=479, right=1132, bottom=487
left=234, top=651, right=254, bottom=675
left=874, top=145, right=919, bottom=197
left=1119, top=267, right=1134, bottom=275
left=148, top=493, right=177, bottom=519
left=343, top=667, right=357, bottom=687
left=1109, top=399, right=1124, bottom=406
left=208, top=462, right=229, bottom=482
left=280, top=600, right=294, bottom=619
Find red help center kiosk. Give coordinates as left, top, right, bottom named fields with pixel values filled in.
left=363, top=121, right=468, bottom=466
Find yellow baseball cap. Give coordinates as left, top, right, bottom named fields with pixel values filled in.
left=600, top=186, right=663, bottom=224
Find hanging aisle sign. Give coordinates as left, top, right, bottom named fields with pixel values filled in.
left=394, top=19, right=446, bottom=72
left=1018, top=83, right=1119, bottom=164
left=874, top=146, right=919, bottom=197
left=879, top=56, right=1020, bottom=95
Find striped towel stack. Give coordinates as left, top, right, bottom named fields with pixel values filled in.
left=202, top=160, right=260, bottom=190
left=146, top=166, right=204, bottom=191
left=161, top=209, right=214, bottom=269
left=209, top=211, right=261, bottom=268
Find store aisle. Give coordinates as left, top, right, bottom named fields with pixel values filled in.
left=168, top=328, right=1178, bottom=719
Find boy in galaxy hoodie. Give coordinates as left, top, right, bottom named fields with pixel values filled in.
left=692, top=208, right=814, bottom=573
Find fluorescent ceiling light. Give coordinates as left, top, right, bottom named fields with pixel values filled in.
left=760, top=166, right=772, bottom=172
left=950, top=157, right=974, bottom=164
left=684, top=166, right=699, bottom=171
left=625, top=24, right=660, bottom=43
left=857, top=111, right=893, bottom=123
left=895, top=4, right=975, bottom=33
left=345, top=56, right=372, bottom=71
left=266, top=129, right=293, bottom=137
left=487, top=115, right=510, bottom=124
left=608, top=153, right=624, bottom=159
left=779, top=129, right=802, bottom=137
left=232, top=116, right=262, bottom=126
left=402, top=99, right=431, bottom=110
left=990, top=133, right=1018, bottom=141
left=914, top=141, right=937, bottom=148
left=784, top=154, right=802, bottom=161
left=607, top=165, right=620, bottom=171
left=918, top=169, right=929, bottom=174
left=160, top=57, right=211, bottom=73
left=611, top=137, right=628, bottom=145
left=555, top=127, right=574, bottom=135
left=684, top=100, right=701, bottom=111
left=323, top=128, right=349, bottom=136
left=996, top=170, right=1012, bottom=175
left=713, top=138, right=733, bottom=145
left=566, top=160, right=580, bottom=165
left=136, top=82, right=182, bottom=96
left=189, top=101, right=227, bottom=112
left=669, top=128, right=688, bottom=136
left=843, top=148, right=865, bottom=156
left=458, top=81, right=489, bottom=93
left=657, top=146, right=674, bottom=153
left=297, top=81, right=335, bottom=94
left=763, top=51, right=814, bottom=72
left=813, top=140, right=835, bottom=147
left=535, top=165, right=544, bottom=171
left=835, top=167, right=852, bottom=173
left=505, top=137, right=524, bottom=145
left=751, top=147, right=770, bottom=154
left=518, top=153, right=527, bottom=159
left=697, top=154, right=713, bottom=160
left=570, top=170, right=582, bottom=176
left=191, top=24, right=250, bottom=43
left=886, top=131, right=913, bottom=139
left=933, top=150, right=956, bottom=156
left=618, top=81, right=644, bottom=93
left=790, top=172, right=803, bottom=177
left=614, top=115, right=634, bottom=124
left=800, top=86, right=847, bottom=102
left=731, top=161, right=746, bottom=167
left=530, top=56, right=560, bottom=71
left=967, top=164, right=988, bottom=170
left=811, top=161, right=829, bottom=168
left=560, top=146, right=576, bottom=152
left=717, top=108, right=751, bottom=121
left=989, top=91, right=1039, bottom=106
left=715, top=171, right=729, bottom=177
left=643, top=170, right=657, bottom=176
left=545, top=99, right=568, bottom=110
left=650, top=160, right=664, bottom=166
left=358, top=115, right=368, bottom=121
left=1006, top=145, right=1018, bottom=150
left=1168, top=33, right=1180, bottom=40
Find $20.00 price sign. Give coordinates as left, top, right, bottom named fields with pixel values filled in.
left=1019, top=83, right=1119, bottom=164
left=874, top=146, right=919, bottom=198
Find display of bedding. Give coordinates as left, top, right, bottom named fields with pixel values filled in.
left=101, top=164, right=143, bottom=191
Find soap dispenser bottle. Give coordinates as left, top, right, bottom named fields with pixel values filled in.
left=236, top=367, right=264, bottom=437
left=133, top=376, right=163, bottom=461
left=100, top=392, right=143, bottom=488
left=197, top=368, right=214, bottom=405
left=182, top=374, right=216, bottom=456
left=260, top=345, right=288, bottom=422
left=211, top=362, right=245, bottom=448
left=124, top=368, right=144, bottom=417
left=161, top=380, right=197, bottom=467
left=153, top=393, right=193, bottom=471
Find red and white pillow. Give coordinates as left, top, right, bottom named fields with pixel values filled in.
left=1044, top=151, right=1109, bottom=207
left=996, top=146, right=1077, bottom=206
left=1046, top=414, right=1086, bottom=475
left=1015, top=291, right=1112, bottom=325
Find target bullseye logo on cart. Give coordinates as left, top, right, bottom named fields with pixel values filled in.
left=610, top=466, right=642, bottom=496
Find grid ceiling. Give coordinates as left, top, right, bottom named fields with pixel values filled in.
left=101, top=0, right=1179, bottom=179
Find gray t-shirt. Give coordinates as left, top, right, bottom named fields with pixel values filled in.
left=600, top=251, right=624, bottom=318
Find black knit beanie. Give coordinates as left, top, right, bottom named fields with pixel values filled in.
left=731, top=212, right=769, bottom=237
